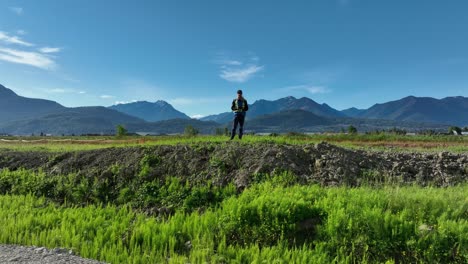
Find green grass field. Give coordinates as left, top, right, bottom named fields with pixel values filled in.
left=1, top=133, right=468, bottom=153
left=0, top=182, right=466, bottom=263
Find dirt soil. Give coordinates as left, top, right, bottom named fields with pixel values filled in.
left=0, top=142, right=466, bottom=187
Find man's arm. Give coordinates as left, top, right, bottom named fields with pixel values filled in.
left=244, top=100, right=248, bottom=111
left=231, top=100, right=236, bottom=111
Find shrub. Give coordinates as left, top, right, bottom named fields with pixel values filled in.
left=218, top=183, right=324, bottom=246
left=116, top=124, right=127, bottom=137
left=184, top=125, right=199, bottom=136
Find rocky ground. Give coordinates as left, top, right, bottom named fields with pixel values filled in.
left=0, top=142, right=467, bottom=187
left=0, top=245, right=105, bottom=264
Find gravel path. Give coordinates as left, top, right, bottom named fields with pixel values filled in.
left=0, top=245, right=106, bottom=264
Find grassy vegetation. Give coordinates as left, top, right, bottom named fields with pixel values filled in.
left=1, top=133, right=468, bottom=152
left=0, top=168, right=237, bottom=211
left=1, top=135, right=466, bottom=262
left=0, top=181, right=466, bottom=263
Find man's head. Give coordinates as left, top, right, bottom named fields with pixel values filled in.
left=237, top=89, right=243, bottom=99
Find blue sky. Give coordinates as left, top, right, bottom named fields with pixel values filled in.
left=1, top=0, right=467, bottom=118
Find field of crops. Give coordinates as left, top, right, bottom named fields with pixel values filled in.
left=0, top=135, right=467, bottom=263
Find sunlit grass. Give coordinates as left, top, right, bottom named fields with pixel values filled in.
left=1, top=183, right=466, bottom=263
left=1, top=134, right=467, bottom=153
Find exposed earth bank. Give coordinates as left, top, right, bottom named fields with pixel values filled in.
left=1, top=142, right=467, bottom=187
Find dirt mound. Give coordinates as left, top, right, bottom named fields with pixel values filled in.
left=0, top=142, right=467, bottom=187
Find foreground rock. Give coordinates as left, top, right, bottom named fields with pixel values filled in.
left=0, top=142, right=466, bottom=187
left=0, top=245, right=105, bottom=264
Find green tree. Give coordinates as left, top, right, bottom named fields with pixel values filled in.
left=347, top=125, right=357, bottom=134
left=448, top=126, right=462, bottom=135
left=184, top=125, right=199, bottom=136
left=116, top=124, right=127, bottom=137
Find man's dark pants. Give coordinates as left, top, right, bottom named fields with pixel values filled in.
left=231, top=113, right=245, bottom=139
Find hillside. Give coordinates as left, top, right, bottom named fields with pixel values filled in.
left=247, top=109, right=332, bottom=131
left=341, top=107, right=366, bottom=117
left=125, top=118, right=220, bottom=135
left=202, top=96, right=345, bottom=124
left=0, top=84, right=218, bottom=135
left=243, top=109, right=448, bottom=133
left=109, top=101, right=190, bottom=122
left=0, top=110, right=219, bottom=136
left=0, top=107, right=145, bottom=135
left=348, top=96, right=468, bottom=126
left=0, top=84, right=65, bottom=123
left=0, top=83, right=462, bottom=135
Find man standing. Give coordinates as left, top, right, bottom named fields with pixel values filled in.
left=230, top=90, right=248, bottom=140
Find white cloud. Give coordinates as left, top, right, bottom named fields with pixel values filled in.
left=114, top=100, right=138, bottom=105
left=0, top=47, right=56, bottom=70
left=43, top=88, right=85, bottom=94
left=0, top=31, right=33, bottom=46
left=214, top=52, right=264, bottom=83
left=0, top=32, right=62, bottom=70
left=282, top=85, right=331, bottom=94
left=46, top=88, right=66, bottom=93
left=190, top=114, right=205, bottom=119
left=220, top=65, right=264, bottom=83
left=212, top=53, right=243, bottom=66
left=100, top=95, right=115, bottom=99
left=216, top=59, right=242, bottom=66
left=9, top=7, right=23, bottom=15
left=305, top=86, right=330, bottom=94
left=16, top=30, right=27, bottom=35
left=39, top=47, right=62, bottom=53
left=250, top=56, right=259, bottom=62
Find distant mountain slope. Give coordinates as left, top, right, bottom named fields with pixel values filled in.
left=250, top=96, right=344, bottom=117
left=357, top=96, right=468, bottom=126
left=341, top=107, right=366, bottom=117
left=0, top=83, right=218, bottom=135
left=0, top=84, right=66, bottom=123
left=109, top=101, right=189, bottom=122
left=201, top=96, right=345, bottom=124
left=126, top=119, right=220, bottom=135
left=0, top=83, right=459, bottom=135
left=243, top=109, right=448, bottom=133
left=0, top=107, right=145, bottom=135
left=247, top=109, right=332, bottom=130
left=199, top=112, right=233, bottom=124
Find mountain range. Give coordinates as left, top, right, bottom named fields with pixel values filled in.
left=109, top=101, right=189, bottom=122
left=342, top=96, right=468, bottom=125
left=0, top=83, right=466, bottom=135
left=0, top=84, right=65, bottom=123
left=201, top=96, right=346, bottom=124
left=247, top=110, right=448, bottom=133
left=1, top=107, right=145, bottom=135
